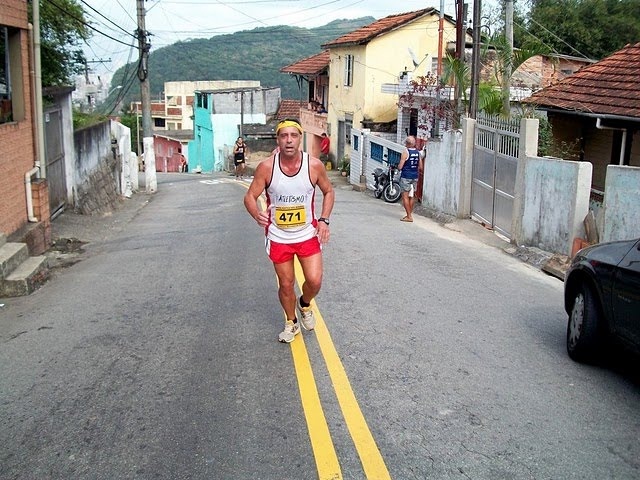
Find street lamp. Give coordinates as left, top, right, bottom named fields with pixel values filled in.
left=107, top=85, right=123, bottom=97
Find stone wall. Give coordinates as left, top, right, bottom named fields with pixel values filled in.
left=73, top=153, right=122, bottom=215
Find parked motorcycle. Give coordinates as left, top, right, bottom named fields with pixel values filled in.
left=370, top=161, right=402, bottom=203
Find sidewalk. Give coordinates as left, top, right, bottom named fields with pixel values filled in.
left=328, top=168, right=567, bottom=279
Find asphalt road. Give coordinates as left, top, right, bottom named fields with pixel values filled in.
left=1, top=172, right=638, bottom=480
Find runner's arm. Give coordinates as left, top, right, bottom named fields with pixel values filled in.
left=244, top=160, right=272, bottom=227
left=311, top=157, right=335, bottom=244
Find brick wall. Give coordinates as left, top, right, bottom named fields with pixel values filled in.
left=0, top=2, right=36, bottom=238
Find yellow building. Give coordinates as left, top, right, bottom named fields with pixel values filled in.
left=321, top=8, right=467, bottom=163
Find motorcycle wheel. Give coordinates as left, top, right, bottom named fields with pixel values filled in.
left=383, top=181, right=402, bottom=203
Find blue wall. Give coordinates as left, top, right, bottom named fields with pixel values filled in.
left=191, top=96, right=215, bottom=173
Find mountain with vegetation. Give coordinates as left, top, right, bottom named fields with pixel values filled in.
left=108, top=18, right=373, bottom=112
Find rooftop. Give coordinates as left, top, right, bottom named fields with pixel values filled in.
left=523, top=42, right=640, bottom=119
left=322, top=8, right=449, bottom=48
left=280, top=51, right=330, bottom=76
left=275, top=99, right=306, bottom=120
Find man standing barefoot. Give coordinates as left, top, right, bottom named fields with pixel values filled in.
left=397, top=135, right=424, bottom=222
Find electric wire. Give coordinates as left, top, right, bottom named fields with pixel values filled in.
left=48, top=0, right=138, bottom=48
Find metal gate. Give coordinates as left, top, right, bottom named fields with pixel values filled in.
left=44, top=108, right=67, bottom=217
left=471, top=114, right=520, bottom=239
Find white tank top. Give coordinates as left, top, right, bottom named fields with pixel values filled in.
left=266, top=152, right=317, bottom=243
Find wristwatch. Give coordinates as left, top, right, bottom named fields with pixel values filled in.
left=318, top=217, right=330, bottom=226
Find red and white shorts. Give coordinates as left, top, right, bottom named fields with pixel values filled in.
left=265, top=236, right=321, bottom=264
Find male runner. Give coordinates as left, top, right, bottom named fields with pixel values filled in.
left=244, top=119, right=335, bottom=343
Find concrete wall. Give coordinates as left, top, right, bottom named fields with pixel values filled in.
left=422, top=131, right=462, bottom=217
left=518, top=157, right=592, bottom=256
left=213, top=113, right=265, bottom=172
left=111, top=120, right=136, bottom=196
left=602, top=165, right=640, bottom=242
left=72, top=121, right=122, bottom=214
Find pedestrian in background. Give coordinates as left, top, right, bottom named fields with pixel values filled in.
left=244, top=119, right=335, bottom=343
left=397, top=135, right=424, bottom=222
left=320, top=132, right=330, bottom=166
left=233, top=137, right=248, bottom=180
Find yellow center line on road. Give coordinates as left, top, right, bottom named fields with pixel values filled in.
left=290, top=331, right=343, bottom=480
left=294, top=259, right=391, bottom=480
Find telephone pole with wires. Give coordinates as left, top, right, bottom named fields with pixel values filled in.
left=469, top=0, right=482, bottom=118
left=137, top=0, right=156, bottom=192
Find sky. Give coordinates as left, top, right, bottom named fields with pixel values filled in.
left=80, top=0, right=499, bottom=79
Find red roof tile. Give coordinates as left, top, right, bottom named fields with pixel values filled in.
left=276, top=99, right=305, bottom=120
left=280, top=50, right=330, bottom=75
left=322, top=8, right=443, bottom=48
left=523, top=42, right=640, bottom=119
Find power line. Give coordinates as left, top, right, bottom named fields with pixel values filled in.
left=78, top=0, right=134, bottom=38
left=48, top=0, right=138, bottom=48
left=526, top=17, right=591, bottom=60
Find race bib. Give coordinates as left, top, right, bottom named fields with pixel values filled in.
left=274, top=205, right=306, bottom=228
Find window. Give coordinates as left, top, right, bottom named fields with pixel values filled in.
left=154, top=117, right=166, bottom=128
left=387, top=149, right=401, bottom=166
left=431, top=58, right=439, bottom=75
left=344, top=54, right=354, bottom=87
left=371, top=142, right=383, bottom=162
left=1, top=26, right=25, bottom=124
left=196, top=93, right=208, bottom=110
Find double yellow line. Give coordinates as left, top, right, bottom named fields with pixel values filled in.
left=292, top=261, right=390, bottom=479
left=241, top=181, right=390, bottom=479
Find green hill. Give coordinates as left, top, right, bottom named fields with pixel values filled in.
left=110, top=18, right=373, bottom=110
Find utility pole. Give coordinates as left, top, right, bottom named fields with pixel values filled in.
left=83, top=58, right=111, bottom=83
left=503, top=0, right=514, bottom=116
left=469, top=0, right=482, bottom=119
left=434, top=0, right=445, bottom=137
left=455, top=0, right=468, bottom=120
left=137, top=0, right=157, bottom=192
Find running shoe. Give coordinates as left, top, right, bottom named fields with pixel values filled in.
left=278, top=320, right=300, bottom=343
left=297, top=298, right=316, bottom=330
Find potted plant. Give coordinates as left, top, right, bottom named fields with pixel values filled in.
left=339, top=157, right=350, bottom=177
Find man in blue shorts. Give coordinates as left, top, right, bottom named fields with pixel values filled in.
left=397, top=135, right=424, bottom=222
left=244, top=119, right=335, bottom=343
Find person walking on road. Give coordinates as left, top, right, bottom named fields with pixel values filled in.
left=233, top=137, right=249, bottom=180
left=320, top=132, right=330, bottom=166
left=244, top=119, right=335, bottom=343
left=397, top=135, right=424, bottom=222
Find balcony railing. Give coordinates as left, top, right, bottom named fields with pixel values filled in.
left=299, top=107, right=327, bottom=135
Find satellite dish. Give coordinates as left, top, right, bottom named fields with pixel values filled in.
left=408, top=47, right=420, bottom=68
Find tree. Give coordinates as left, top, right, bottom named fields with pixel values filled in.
left=526, top=0, right=640, bottom=59
left=29, top=0, right=91, bottom=86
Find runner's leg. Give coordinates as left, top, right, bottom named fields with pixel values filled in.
left=297, top=252, right=323, bottom=304
left=273, top=260, right=297, bottom=320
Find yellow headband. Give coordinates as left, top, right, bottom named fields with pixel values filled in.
left=276, top=120, right=303, bottom=135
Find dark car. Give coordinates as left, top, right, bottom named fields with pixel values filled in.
left=564, top=238, right=640, bottom=362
